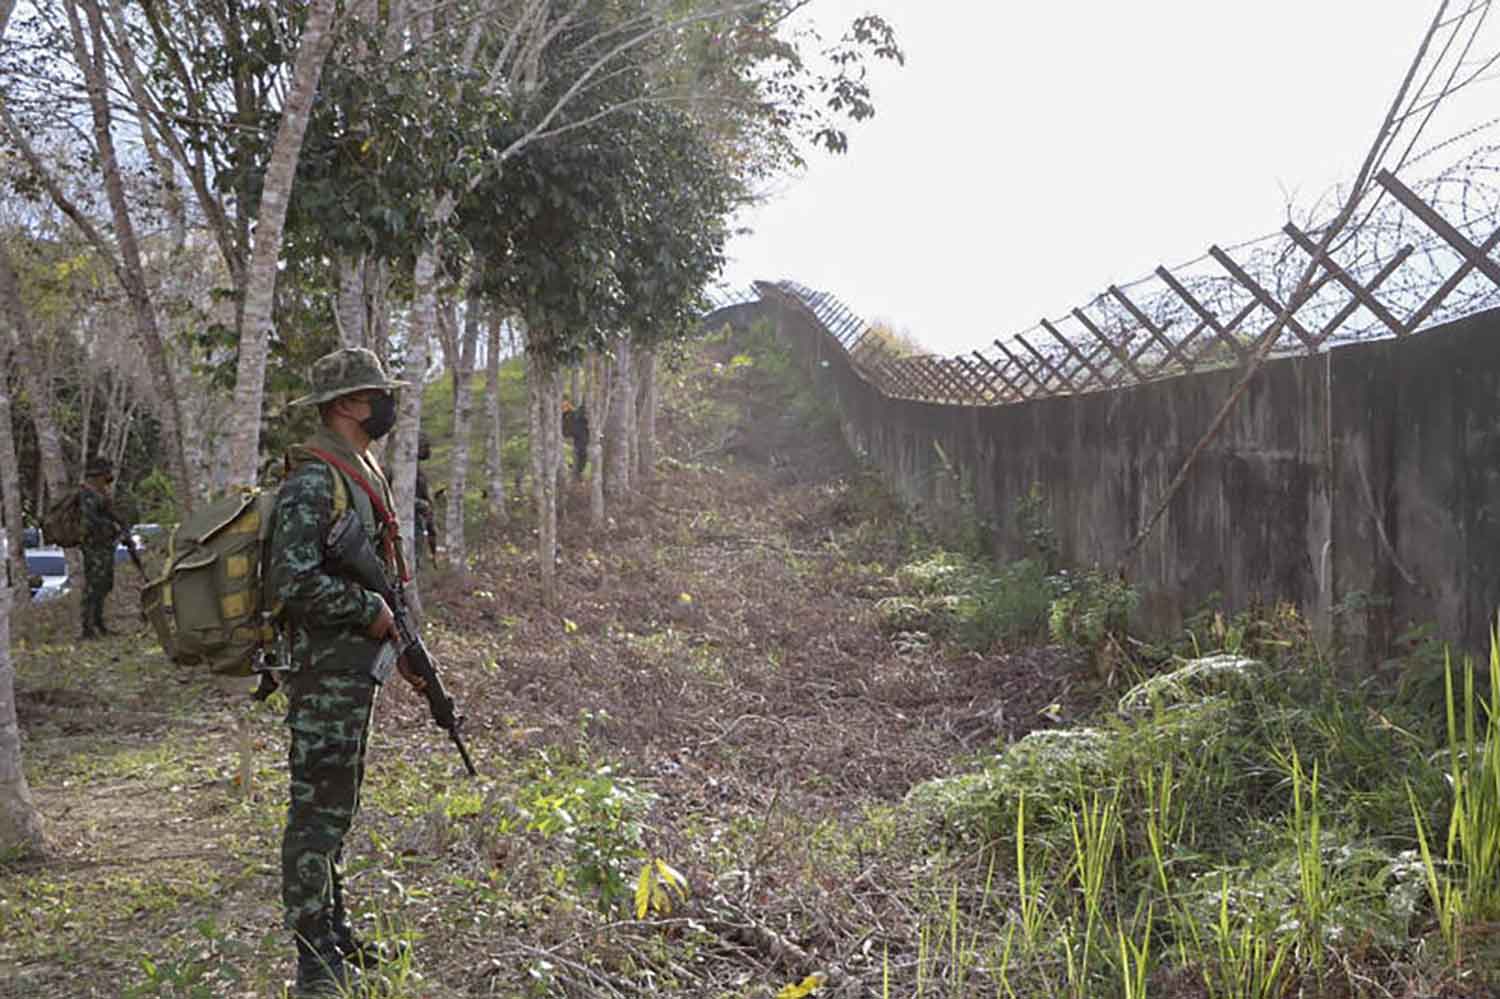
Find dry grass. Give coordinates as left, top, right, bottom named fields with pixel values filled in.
left=0, top=333, right=1130, bottom=998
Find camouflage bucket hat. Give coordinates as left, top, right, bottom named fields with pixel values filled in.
left=289, top=347, right=409, bottom=407
left=85, top=456, right=114, bottom=478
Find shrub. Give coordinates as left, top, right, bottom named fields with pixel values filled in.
left=1048, top=568, right=1139, bottom=652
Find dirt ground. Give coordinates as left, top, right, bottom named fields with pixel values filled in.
left=2, top=335, right=1101, bottom=998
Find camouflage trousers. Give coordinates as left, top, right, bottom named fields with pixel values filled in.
left=81, top=543, right=114, bottom=633
left=281, top=669, right=378, bottom=947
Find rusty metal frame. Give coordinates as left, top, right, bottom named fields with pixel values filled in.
left=1283, top=223, right=1412, bottom=340
left=1375, top=169, right=1500, bottom=331
left=1107, top=285, right=1195, bottom=374
left=1154, top=267, right=1256, bottom=364
left=1041, top=318, right=1115, bottom=388
left=1209, top=246, right=1321, bottom=351
left=1015, top=332, right=1077, bottom=394
left=993, top=338, right=1050, bottom=396
left=1070, top=308, right=1147, bottom=383
left=972, top=350, right=1024, bottom=401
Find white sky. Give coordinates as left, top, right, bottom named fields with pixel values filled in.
left=720, top=2, right=1443, bottom=355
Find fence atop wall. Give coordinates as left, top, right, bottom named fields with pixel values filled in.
left=749, top=146, right=1500, bottom=407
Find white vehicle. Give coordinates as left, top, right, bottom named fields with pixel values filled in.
left=24, top=546, right=70, bottom=603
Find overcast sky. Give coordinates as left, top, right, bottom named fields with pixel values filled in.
left=720, top=2, right=1445, bottom=355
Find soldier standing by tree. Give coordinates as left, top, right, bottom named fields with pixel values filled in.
left=79, top=457, right=118, bottom=640
left=415, top=433, right=438, bottom=567
left=562, top=398, right=589, bottom=481
left=268, top=347, right=425, bottom=995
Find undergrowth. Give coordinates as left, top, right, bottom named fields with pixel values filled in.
left=901, top=617, right=1500, bottom=997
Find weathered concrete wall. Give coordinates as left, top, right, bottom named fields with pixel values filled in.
left=757, top=291, right=1500, bottom=656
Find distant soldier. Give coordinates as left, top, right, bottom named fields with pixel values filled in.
left=561, top=399, right=589, bottom=480
left=79, top=457, right=118, bottom=640
left=415, top=433, right=438, bottom=566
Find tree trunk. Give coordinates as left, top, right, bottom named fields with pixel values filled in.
left=626, top=355, right=640, bottom=488
left=334, top=255, right=367, bottom=348
left=0, top=347, right=28, bottom=589
left=485, top=312, right=507, bottom=524
left=395, top=245, right=437, bottom=579
left=59, top=0, right=193, bottom=512
left=636, top=345, right=658, bottom=487
left=604, top=337, right=633, bottom=502
left=527, top=351, right=560, bottom=607
left=0, top=527, right=46, bottom=857
left=445, top=290, right=481, bottom=571
left=369, top=259, right=392, bottom=368
left=0, top=243, right=67, bottom=501
left=224, top=0, right=339, bottom=487
left=588, top=352, right=610, bottom=528
left=78, top=351, right=94, bottom=487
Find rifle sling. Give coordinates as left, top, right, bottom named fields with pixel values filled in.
left=302, top=446, right=411, bottom=583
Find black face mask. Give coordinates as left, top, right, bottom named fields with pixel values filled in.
left=359, top=393, right=398, bottom=441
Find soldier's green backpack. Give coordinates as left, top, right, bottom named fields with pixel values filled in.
left=42, top=489, right=84, bottom=548
left=142, top=473, right=348, bottom=676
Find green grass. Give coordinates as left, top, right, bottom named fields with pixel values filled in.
left=899, top=626, right=1499, bottom=996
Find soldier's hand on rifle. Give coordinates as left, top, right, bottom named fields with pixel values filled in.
left=397, top=654, right=428, bottom=694
left=367, top=597, right=398, bottom=641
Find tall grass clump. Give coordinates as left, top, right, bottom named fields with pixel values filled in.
left=1408, top=641, right=1500, bottom=965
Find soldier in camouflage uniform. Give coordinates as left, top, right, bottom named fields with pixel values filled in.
left=270, top=347, right=424, bottom=996
left=561, top=399, right=589, bottom=480
left=414, top=433, right=438, bottom=567
left=79, top=457, right=119, bottom=640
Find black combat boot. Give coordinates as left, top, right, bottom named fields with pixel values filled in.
left=293, top=935, right=357, bottom=997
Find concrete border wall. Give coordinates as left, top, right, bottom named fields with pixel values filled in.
left=743, top=295, right=1500, bottom=656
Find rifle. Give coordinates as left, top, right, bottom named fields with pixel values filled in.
left=110, top=515, right=147, bottom=580
left=324, top=511, right=478, bottom=776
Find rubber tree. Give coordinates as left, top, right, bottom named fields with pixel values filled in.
left=0, top=336, right=26, bottom=589
left=440, top=287, right=482, bottom=572
left=607, top=103, right=738, bottom=493
left=586, top=351, right=610, bottom=526
left=484, top=308, right=509, bottom=525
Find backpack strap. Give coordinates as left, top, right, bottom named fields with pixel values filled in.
left=301, top=446, right=411, bottom=583
left=284, top=450, right=350, bottom=516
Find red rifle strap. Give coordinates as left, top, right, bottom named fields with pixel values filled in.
left=302, top=446, right=412, bottom=583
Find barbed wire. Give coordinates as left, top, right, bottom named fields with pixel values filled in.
left=746, top=123, right=1499, bottom=405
